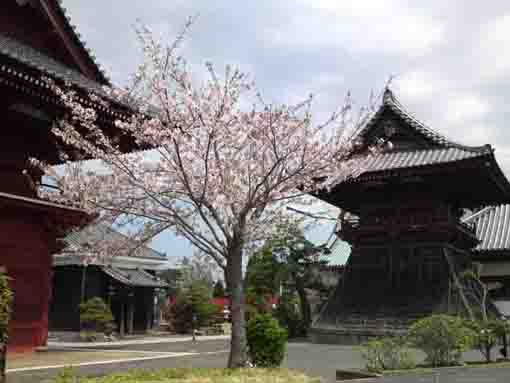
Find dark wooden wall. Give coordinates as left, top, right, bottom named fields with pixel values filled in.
left=49, top=265, right=107, bottom=331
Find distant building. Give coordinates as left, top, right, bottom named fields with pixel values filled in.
left=49, top=221, right=169, bottom=335
left=464, top=205, right=510, bottom=318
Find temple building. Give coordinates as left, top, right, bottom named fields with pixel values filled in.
left=49, top=221, right=169, bottom=336
left=0, top=1, right=133, bottom=352
left=310, top=89, right=510, bottom=344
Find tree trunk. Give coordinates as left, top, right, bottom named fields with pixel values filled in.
left=295, top=276, right=311, bottom=332
left=503, top=332, right=509, bottom=360
left=226, top=242, right=248, bottom=368
left=443, top=249, right=474, bottom=320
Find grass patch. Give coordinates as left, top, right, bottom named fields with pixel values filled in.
left=383, top=360, right=510, bottom=376
left=52, top=368, right=321, bottom=383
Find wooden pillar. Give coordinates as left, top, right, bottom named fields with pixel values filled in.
left=119, top=302, right=125, bottom=337
left=388, top=246, right=393, bottom=288
left=127, top=291, right=135, bottom=335
left=146, top=290, right=154, bottom=332
left=80, top=265, right=88, bottom=303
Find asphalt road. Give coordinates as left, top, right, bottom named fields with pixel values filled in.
left=7, top=339, right=510, bottom=383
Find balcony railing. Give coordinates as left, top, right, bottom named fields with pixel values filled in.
left=338, top=214, right=477, bottom=237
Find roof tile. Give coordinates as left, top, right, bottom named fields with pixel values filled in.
left=0, top=33, right=104, bottom=93
left=465, top=205, right=510, bottom=252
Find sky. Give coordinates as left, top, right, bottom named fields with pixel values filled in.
left=64, top=0, right=510, bottom=265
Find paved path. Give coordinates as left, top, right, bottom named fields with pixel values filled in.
left=7, top=339, right=510, bottom=383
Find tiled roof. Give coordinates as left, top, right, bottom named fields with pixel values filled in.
left=354, top=89, right=456, bottom=147
left=51, top=0, right=109, bottom=83
left=0, top=33, right=105, bottom=94
left=64, top=220, right=167, bottom=260
left=101, top=266, right=168, bottom=288
left=340, top=89, right=494, bottom=180
left=356, top=146, right=490, bottom=177
left=326, top=237, right=351, bottom=266
left=464, top=205, right=510, bottom=252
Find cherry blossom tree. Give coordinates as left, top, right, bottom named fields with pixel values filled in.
left=36, top=19, right=375, bottom=367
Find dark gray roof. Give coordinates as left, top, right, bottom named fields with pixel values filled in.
left=464, top=205, right=510, bottom=252
left=356, top=146, right=490, bottom=176
left=51, top=0, right=109, bottom=83
left=63, top=221, right=167, bottom=260
left=355, top=89, right=456, bottom=147
left=101, top=266, right=168, bottom=288
left=0, top=33, right=104, bottom=94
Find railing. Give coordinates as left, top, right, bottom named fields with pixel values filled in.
left=338, top=214, right=477, bottom=237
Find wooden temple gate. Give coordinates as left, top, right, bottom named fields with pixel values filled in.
left=0, top=0, right=134, bottom=353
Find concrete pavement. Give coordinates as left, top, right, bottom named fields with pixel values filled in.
left=7, top=338, right=510, bottom=383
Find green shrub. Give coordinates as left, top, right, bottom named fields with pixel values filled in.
left=246, top=313, right=288, bottom=367
left=464, top=319, right=509, bottom=363
left=0, top=271, right=12, bottom=345
left=408, top=314, right=474, bottom=367
left=79, top=297, right=114, bottom=334
left=361, top=336, right=416, bottom=373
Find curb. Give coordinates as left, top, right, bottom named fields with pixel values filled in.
left=47, top=335, right=230, bottom=349
left=336, top=369, right=381, bottom=382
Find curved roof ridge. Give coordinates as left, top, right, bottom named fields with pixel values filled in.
left=41, top=0, right=110, bottom=84
left=462, top=206, right=497, bottom=223
left=383, top=88, right=457, bottom=147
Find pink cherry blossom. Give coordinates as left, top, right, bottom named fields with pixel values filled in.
left=35, top=18, right=376, bottom=367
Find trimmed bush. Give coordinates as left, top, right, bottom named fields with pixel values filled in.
left=361, top=336, right=416, bottom=373
left=0, top=271, right=12, bottom=345
left=0, top=270, right=12, bottom=382
left=246, top=313, right=287, bottom=367
left=79, top=297, right=115, bottom=334
left=408, top=314, right=474, bottom=367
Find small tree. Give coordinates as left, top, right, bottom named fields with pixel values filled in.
left=408, top=314, right=474, bottom=367
left=79, top=297, right=115, bottom=334
left=275, top=291, right=305, bottom=338
left=170, top=281, right=220, bottom=333
left=460, top=267, right=509, bottom=362
left=213, top=280, right=226, bottom=298
left=38, top=18, right=373, bottom=366
left=245, top=222, right=329, bottom=336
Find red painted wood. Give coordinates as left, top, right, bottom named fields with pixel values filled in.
left=0, top=213, right=53, bottom=353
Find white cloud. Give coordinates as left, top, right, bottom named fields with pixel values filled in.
left=445, top=93, right=490, bottom=124
left=476, top=14, right=510, bottom=81
left=396, top=70, right=447, bottom=101
left=266, top=0, right=444, bottom=58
